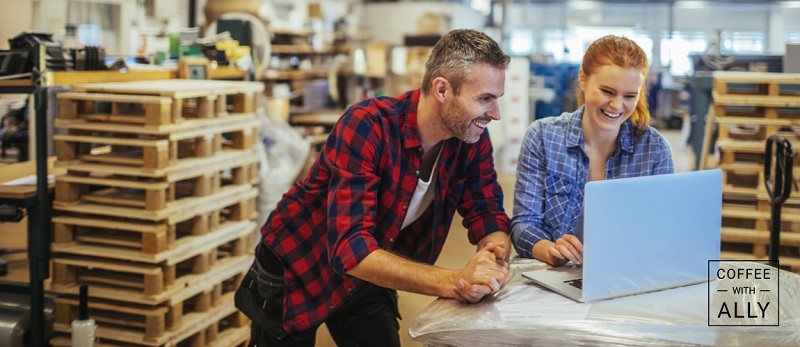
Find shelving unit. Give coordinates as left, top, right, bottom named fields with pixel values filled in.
left=261, top=28, right=350, bottom=122
left=0, top=44, right=51, bottom=347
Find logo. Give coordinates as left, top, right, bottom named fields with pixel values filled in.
left=708, top=260, right=779, bottom=326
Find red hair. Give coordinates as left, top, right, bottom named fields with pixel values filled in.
left=577, top=35, right=650, bottom=137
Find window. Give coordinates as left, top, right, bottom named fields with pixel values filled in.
left=720, top=31, right=765, bottom=54
left=661, top=31, right=707, bottom=76
left=508, top=29, right=535, bottom=56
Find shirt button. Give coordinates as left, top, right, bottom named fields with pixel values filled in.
left=418, top=148, right=423, bottom=153
left=347, top=287, right=353, bottom=292
left=402, top=204, right=408, bottom=210
left=389, top=238, right=395, bottom=243
left=329, top=304, right=335, bottom=309
left=415, top=170, right=420, bottom=176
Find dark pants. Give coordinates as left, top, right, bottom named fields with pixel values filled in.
left=236, top=245, right=402, bottom=347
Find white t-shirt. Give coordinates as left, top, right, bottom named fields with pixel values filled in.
left=401, top=147, right=442, bottom=229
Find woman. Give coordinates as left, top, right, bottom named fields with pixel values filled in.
left=511, top=35, right=674, bottom=266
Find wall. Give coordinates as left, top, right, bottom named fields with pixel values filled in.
left=0, top=0, right=34, bottom=50
left=362, top=1, right=486, bottom=45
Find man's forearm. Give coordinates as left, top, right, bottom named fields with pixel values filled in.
left=346, top=249, right=457, bottom=298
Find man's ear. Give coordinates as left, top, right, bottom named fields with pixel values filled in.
left=432, top=77, right=449, bottom=103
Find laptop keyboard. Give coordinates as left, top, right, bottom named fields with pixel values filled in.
left=564, top=278, right=583, bottom=289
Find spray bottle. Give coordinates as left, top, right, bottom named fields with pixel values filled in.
left=71, top=284, right=96, bottom=347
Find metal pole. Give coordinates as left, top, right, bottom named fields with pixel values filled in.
left=29, top=44, right=51, bottom=347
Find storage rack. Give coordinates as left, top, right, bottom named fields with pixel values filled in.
left=0, top=44, right=51, bottom=347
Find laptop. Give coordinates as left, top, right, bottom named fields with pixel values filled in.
left=522, top=169, right=722, bottom=302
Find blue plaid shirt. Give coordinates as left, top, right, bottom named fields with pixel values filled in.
left=510, top=107, right=674, bottom=258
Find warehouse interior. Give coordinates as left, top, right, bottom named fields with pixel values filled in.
left=1, top=1, right=799, bottom=346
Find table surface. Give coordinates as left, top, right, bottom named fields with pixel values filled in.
left=410, top=258, right=800, bottom=347
left=0, top=157, right=58, bottom=200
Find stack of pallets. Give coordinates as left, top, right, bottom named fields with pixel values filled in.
left=709, top=71, right=800, bottom=272
left=48, top=80, right=264, bottom=347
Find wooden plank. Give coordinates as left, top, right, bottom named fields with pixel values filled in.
left=58, top=92, right=172, bottom=105
left=52, top=270, right=244, bottom=344
left=58, top=149, right=256, bottom=179
left=713, top=71, right=800, bottom=84
left=712, top=92, right=800, bottom=107
left=50, top=254, right=251, bottom=305
left=57, top=174, right=170, bottom=190
left=715, top=117, right=800, bottom=126
left=54, top=134, right=169, bottom=148
left=721, top=227, right=800, bottom=246
left=52, top=291, right=244, bottom=346
left=53, top=184, right=258, bottom=222
left=720, top=251, right=800, bottom=269
left=51, top=231, right=247, bottom=299
left=45, top=70, right=175, bottom=85
left=55, top=113, right=256, bottom=136
left=71, top=80, right=264, bottom=98
left=51, top=220, right=254, bottom=263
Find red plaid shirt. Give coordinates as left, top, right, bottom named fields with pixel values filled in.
left=261, top=89, right=509, bottom=333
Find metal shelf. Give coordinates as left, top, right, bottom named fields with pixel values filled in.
left=0, top=45, right=51, bottom=347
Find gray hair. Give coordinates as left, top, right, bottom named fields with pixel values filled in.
left=421, top=29, right=510, bottom=96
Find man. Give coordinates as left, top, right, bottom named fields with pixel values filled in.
left=236, top=29, right=512, bottom=346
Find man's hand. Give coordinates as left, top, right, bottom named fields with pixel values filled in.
left=452, top=241, right=510, bottom=303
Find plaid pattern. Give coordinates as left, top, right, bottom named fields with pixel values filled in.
left=510, top=107, right=674, bottom=258
left=261, top=89, right=509, bottom=332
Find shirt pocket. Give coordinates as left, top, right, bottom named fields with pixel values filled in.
left=543, top=174, right=573, bottom=237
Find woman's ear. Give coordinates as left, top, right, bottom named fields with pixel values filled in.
left=578, top=69, right=587, bottom=91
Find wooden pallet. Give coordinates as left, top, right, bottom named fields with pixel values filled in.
left=54, top=120, right=258, bottom=169
left=712, top=104, right=800, bottom=121
left=51, top=292, right=249, bottom=347
left=722, top=191, right=800, bottom=262
left=715, top=138, right=800, bottom=166
left=53, top=268, right=245, bottom=342
left=51, top=225, right=253, bottom=303
left=54, top=184, right=258, bottom=223
left=54, top=151, right=258, bottom=211
left=713, top=71, right=800, bottom=94
left=59, top=80, right=263, bottom=126
left=56, top=112, right=260, bottom=137
left=715, top=120, right=800, bottom=143
left=52, top=213, right=256, bottom=262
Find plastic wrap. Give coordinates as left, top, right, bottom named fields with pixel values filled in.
left=410, top=258, right=800, bottom=346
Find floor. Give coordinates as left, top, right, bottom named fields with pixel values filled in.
left=0, top=128, right=694, bottom=347
left=315, top=128, right=695, bottom=346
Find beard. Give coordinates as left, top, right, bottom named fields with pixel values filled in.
left=440, top=99, right=483, bottom=144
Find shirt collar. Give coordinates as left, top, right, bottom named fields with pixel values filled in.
left=566, top=106, right=635, bottom=153
left=403, top=89, right=422, bottom=150
left=565, top=107, right=584, bottom=149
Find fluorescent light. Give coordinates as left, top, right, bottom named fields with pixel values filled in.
left=676, top=1, right=710, bottom=9
left=569, top=1, right=602, bottom=11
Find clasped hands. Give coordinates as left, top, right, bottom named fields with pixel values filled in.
left=452, top=241, right=510, bottom=303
